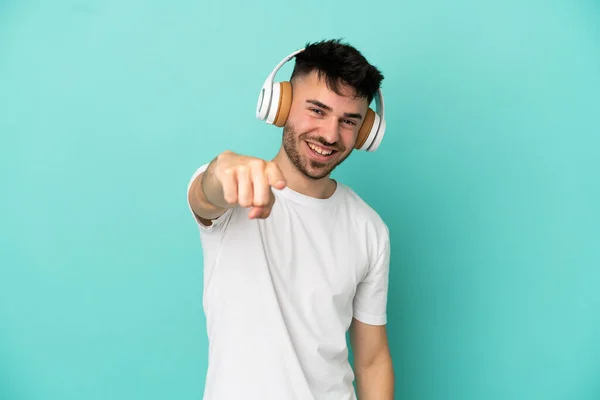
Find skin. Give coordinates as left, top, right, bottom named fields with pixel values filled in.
left=188, top=69, right=394, bottom=399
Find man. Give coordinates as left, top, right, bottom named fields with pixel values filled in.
left=187, top=39, right=393, bottom=399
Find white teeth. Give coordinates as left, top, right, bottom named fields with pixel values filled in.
left=308, top=143, right=332, bottom=156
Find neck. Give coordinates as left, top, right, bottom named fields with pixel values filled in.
left=272, top=147, right=337, bottom=199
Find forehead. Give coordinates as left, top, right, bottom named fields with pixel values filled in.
left=292, top=71, right=368, bottom=111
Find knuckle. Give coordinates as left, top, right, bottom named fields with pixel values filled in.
left=236, top=165, right=249, bottom=175
left=216, top=150, right=234, bottom=163
left=249, top=159, right=267, bottom=173
left=250, top=158, right=266, bottom=167
left=223, top=167, right=235, bottom=177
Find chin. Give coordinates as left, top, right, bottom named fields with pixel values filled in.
left=282, top=124, right=349, bottom=179
left=301, top=145, right=348, bottom=180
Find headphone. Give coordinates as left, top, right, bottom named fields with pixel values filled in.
left=255, top=48, right=386, bottom=152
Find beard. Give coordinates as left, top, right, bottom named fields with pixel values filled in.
left=282, top=122, right=352, bottom=180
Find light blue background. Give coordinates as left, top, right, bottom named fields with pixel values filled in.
left=1, top=1, right=599, bottom=399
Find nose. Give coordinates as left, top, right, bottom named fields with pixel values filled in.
left=319, top=118, right=341, bottom=145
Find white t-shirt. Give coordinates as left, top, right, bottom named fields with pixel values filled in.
left=187, top=163, right=391, bottom=400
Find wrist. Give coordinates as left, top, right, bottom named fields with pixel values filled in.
left=199, top=165, right=229, bottom=211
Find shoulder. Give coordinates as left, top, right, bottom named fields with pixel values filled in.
left=338, top=183, right=388, bottom=228
left=337, top=183, right=390, bottom=248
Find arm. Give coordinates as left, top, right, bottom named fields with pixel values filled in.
left=350, top=318, right=394, bottom=399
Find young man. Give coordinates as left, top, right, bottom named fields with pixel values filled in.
left=187, top=39, right=393, bottom=399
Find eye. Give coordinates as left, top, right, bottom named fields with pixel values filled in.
left=343, top=119, right=356, bottom=126
left=310, top=108, right=324, bottom=115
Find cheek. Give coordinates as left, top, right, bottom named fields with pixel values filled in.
left=288, top=114, right=316, bottom=135
left=342, top=128, right=359, bottom=148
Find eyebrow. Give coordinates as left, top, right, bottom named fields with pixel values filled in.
left=306, top=99, right=363, bottom=120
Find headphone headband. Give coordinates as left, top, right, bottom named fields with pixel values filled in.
left=256, top=48, right=305, bottom=122
left=265, top=48, right=305, bottom=87
left=256, top=47, right=386, bottom=152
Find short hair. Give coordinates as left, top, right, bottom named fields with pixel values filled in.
left=290, top=39, right=384, bottom=104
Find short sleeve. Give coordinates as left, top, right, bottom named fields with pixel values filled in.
left=353, top=232, right=390, bottom=325
left=187, top=163, right=233, bottom=234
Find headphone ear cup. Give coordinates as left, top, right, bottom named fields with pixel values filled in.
left=273, top=81, right=292, bottom=127
left=355, top=108, right=376, bottom=149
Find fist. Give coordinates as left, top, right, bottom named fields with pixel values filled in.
left=213, top=151, right=287, bottom=219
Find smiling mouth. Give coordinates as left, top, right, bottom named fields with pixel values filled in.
left=306, top=142, right=336, bottom=157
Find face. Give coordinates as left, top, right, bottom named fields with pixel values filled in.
left=282, top=71, right=369, bottom=180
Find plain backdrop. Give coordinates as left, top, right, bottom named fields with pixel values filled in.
left=1, top=0, right=599, bottom=399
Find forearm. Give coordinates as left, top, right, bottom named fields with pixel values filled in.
left=189, top=155, right=229, bottom=220
left=355, top=356, right=394, bottom=399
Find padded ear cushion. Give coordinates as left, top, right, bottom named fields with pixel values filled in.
left=355, top=108, right=375, bottom=149
left=273, top=81, right=292, bottom=127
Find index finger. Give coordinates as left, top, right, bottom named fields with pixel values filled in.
left=266, top=163, right=286, bottom=190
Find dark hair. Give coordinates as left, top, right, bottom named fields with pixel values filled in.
left=290, top=39, right=384, bottom=103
